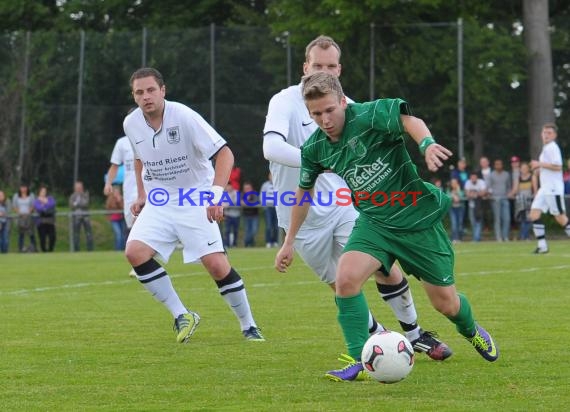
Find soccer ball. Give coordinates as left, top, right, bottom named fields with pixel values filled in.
left=361, top=330, right=415, bottom=383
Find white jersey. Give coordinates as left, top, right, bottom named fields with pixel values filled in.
left=110, top=136, right=137, bottom=206
left=263, top=84, right=353, bottom=230
left=124, top=100, right=226, bottom=205
left=538, top=141, right=564, bottom=194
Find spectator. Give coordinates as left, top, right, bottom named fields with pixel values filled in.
left=34, top=185, right=57, bottom=252
left=12, top=184, right=37, bottom=253
left=260, top=172, right=279, bottom=248
left=105, top=185, right=126, bottom=251
left=0, top=190, right=11, bottom=253
left=242, top=181, right=259, bottom=247
left=229, top=165, right=242, bottom=191
left=221, top=183, right=241, bottom=248
left=447, top=178, right=466, bottom=243
left=451, top=157, right=469, bottom=189
left=488, top=159, right=512, bottom=241
left=478, top=156, right=493, bottom=231
left=479, top=156, right=492, bottom=186
left=513, top=162, right=536, bottom=240
left=464, top=171, right=487, bottom=242
left=508, top=156, right=521, bottom=228
left=69, top=180, right=94, bottom=251
left=563, top=158, right=570, bottom=213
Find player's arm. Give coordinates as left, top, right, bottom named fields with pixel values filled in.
left=401, top=114, right=452, bottom=172
left=104, top=164, right=120, bottom=196
left=131, top=159, right=146, bottom=217
left=530, top=160, right=562, bottom=172
left=207, top=145, right=233, bottom=223
left=263, top=132, right=302, bottom=168
left=274, top=187, right=313, bottom=273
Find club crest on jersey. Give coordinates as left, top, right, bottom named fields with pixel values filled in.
left=347, top=137, right=367, bottom=158
left=166, top=126, right=180, bottom=144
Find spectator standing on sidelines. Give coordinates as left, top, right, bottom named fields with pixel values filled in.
left=105, top=186, right=126, bottom=250
left=69, top=181, right=94, bottom=252
left=123, top=67, right=264, bottom=342
left=464, top=171, right=487, bottom=242
left=447, top=178, right=465, bottom=243
left=264, top=35, right=450, bottom=369
left=13, top=183, right=37, bottom=253
left=488, top=159, right=511, bottom=241
left=242, top=181, right=260, bottom=247
left=275, top=71, right=498, bottom=381
left=0, top=190, right=11, bottom=253
left=221, top=183, right=241, bottom=248
left=529, top=123, right=570, bottom=253
left=260, top=172, right=279, bottom=248
left=513, top=162, right=536, bottom=240
left=34, top=185, right=57, bottom=252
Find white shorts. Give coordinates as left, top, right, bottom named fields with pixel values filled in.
left=128, top=203, right=224, bottom=263
left=531, top=189, right=566, bottom=216
left=293, top=207, right=357, bottom=284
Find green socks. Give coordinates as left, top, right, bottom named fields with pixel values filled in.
left=336, top=291, right=370, bottom=359
left=447, top=292, right=477, bottom=338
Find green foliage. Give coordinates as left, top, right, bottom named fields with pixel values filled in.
left=1, top=243, right=570, bottom=410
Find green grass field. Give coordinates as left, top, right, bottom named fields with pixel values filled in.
left=2, top=241, right=569, bottom=411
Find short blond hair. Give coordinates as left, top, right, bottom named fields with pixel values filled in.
left=304, top=35, right=341, bottom=62
left=301, top=71, right=344, bottom=102
left=542, top=122, right=558, bottom=133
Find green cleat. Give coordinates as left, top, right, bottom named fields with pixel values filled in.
left=173, top=311, right=201, bottom=343
left=468, top=324, right=499, bottom=362
left=325, top=354, right=370, bottom=382
left=242, top=326, right=265, bottom=341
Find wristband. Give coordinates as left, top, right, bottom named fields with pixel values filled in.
left=419, top=136, right=436, bottom=156
left=209, top=185, right=224, bottom=205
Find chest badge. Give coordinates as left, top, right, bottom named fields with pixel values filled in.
left=166, top=126, right=181, bottom=144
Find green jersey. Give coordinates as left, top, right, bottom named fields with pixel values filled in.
left=299, top=98, right=450, bottom=232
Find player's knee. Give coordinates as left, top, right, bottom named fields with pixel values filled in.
left=432, top=296, right=459, bottom=317
left=124, top=240, right=153, bottom=266
left=203, top=253, right=231, bottom=279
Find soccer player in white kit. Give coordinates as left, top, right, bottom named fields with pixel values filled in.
left=263, top=35, right=451, bottom=363
left=104, top=135, right=137, bottom=229
left=104, top=130, right=138, bottom=276
left=529, top=123, right=570, bottom=253
left=124, top=67, right=264, bottom=343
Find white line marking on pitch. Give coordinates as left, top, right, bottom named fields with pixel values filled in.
left=3, top=263, right=570, bottom=296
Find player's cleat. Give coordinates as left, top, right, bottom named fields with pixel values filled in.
left=468, top=324, right=499, bottom=362
left=411, top=329, right=453, bottom=361
left=325, top=354, right=370, bottom=382
left=173, top=311, right=201, bottom=343
left=128, top=268, right=137, bottom=277
left=242, top=326, right=265, bottom=341
left=532, top=247, right=549, bottom=254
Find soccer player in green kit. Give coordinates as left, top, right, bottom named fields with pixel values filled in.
left=275, top=72, right=499, bottom=381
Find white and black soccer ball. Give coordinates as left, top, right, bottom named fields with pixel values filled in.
left=361, top=330, right=415, bottom=383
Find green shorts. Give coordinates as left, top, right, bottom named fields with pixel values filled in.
left=344, top=215, right=455, bottom=286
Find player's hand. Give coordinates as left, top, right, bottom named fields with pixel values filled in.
left=206, top=205, right=224, bottom=223
left=275, top=243, right=294, bottom=273
left=130, top=198, right=146, bottom=218
left=530, top=160, right=539, bottom=170
left=425, top=144, right=452, bottom=172
left=103, top=183, right=113, bottom=196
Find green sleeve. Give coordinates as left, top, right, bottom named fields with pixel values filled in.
left=298, top=144, right=324, bottom=190
left=371, top=98, right=410, bottom=138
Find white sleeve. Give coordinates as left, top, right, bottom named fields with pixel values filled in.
left=263, top=132, right=302, bottom=168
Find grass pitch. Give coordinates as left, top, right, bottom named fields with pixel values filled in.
left=1, top=241, right=569, bottom=411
